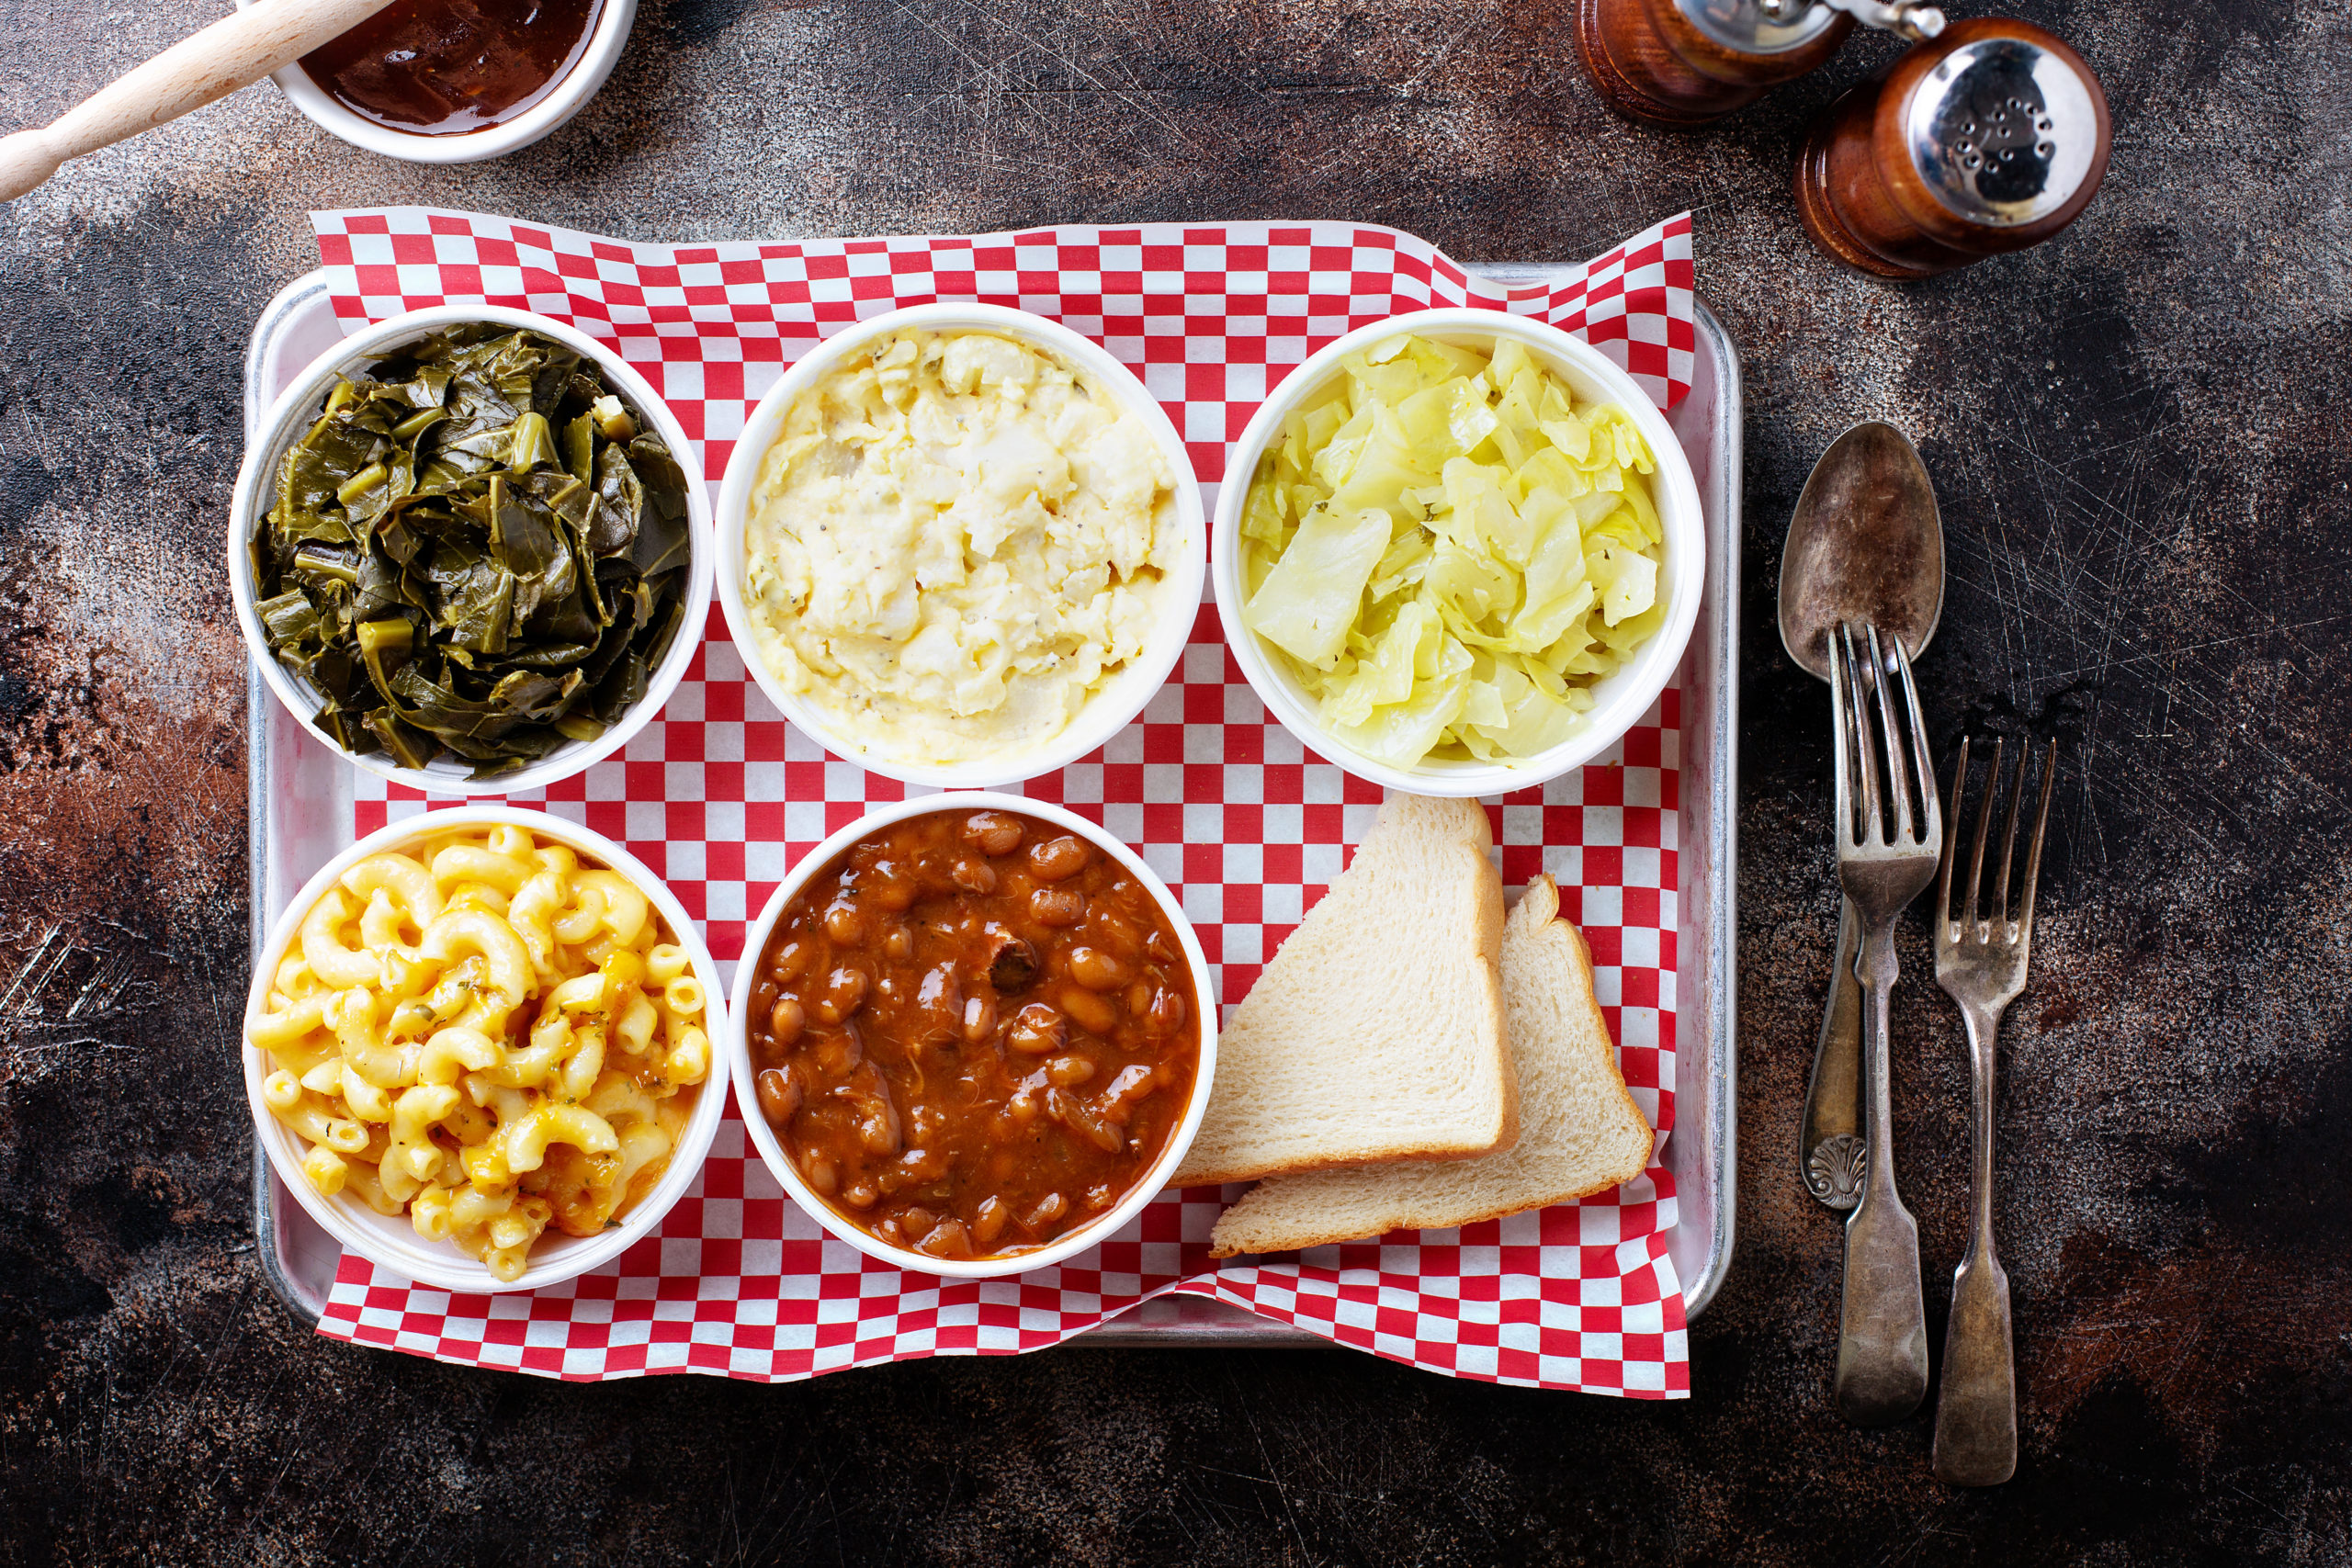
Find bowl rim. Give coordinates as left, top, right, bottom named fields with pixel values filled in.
left=229, top=301, right=716, bottom=798
left=712, top=300, right=1207, bottom=789
left=1209, top=308, right=1706, bottom=798
left=241, top=0, right=639, bottom=164
left=723, top=792, right=1220, bottom=1279
left=241, top=802, right=732, bottom=1294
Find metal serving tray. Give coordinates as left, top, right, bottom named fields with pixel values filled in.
left=245, top=264, right=1741, bottom=1347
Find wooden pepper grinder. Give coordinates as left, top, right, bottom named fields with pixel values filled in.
left=1794, top=17, right=2112, bottom=277
left=1575, top=0, right=1942, bottom=128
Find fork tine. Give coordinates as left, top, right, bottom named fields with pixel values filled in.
left=1965, top=737, right=1999, bottom=929
left=1938, top=736, right=1969, bottom=931
left=1992, top=732, right=2028, bottom=919
left=1829, top=624, right=1854, bottom=845
left=2018, top=739, right=2058, bottom=934
left=1888, top=633, right=1939, bottom=848
left=1866, top=625, right=1913, bottom=843
left=1838, top=624, right=1883, bottom=845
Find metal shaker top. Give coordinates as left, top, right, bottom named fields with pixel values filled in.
left=1674, top=0, right=1843, bottom=55
left=1905, top=34, right=2105, bottom=225
left=1676, top=0, right=1944, bottom=54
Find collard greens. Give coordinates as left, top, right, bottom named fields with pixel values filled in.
left=251, top=325, right=692, bottom=778
left=1238, top=332, right=1666, bottom=770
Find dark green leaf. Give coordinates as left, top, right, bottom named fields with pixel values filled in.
left=637, top=581, right=688, bottom=672
left=627, top=433, right=691, bottom=522
left=435, top=556, right=515, bottom=655
left=488, top=668, right=582, bottom=721
left=524, top=469, right=594, bottom=536
left=563, top=412, right=595, bottom=486
left=487, top=476, right=578, bottom=631
left=590, top=441, right=643, bottom=555
left=550, top=712, right=607, bottom=743
left=351, top=553, right=412, bottom=620
left=364, top=710, right=438, bottom=772
left=594, top=649, right=649, bottom=722
left=630, top=507, right=691, bottom=581
left=390, top=662, right=517, bottom=746
left=496, top=638, right=603, bottom=672
left=256, top=590, right=322, bottom=646
left=406, top=365, right=452, bottom=409
left=318, top=706, right=379, bottom=757
left=309, top=648, right=362, bottom=705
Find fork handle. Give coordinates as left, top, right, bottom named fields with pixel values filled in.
left=1934, top=999, right=2017, bottom=1483
left=1800, top=897, right=1866, bottom=1207
left=1834, top=914, right=1928, bottom=1426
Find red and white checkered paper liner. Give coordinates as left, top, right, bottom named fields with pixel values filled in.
left=301, top=208, right=1696, bottom=1396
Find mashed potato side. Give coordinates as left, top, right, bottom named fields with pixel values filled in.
left=741, top=329, right=1180, bottom=767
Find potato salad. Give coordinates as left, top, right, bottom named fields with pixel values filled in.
left=741, top=329, right=1181, bottom=767
left=1238, top=332, right=1668, bottom=770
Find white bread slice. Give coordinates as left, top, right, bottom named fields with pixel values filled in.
left=1172, top=793, right=1514, bottom=1187
left=1205, top=874, right=1653, bottom=1257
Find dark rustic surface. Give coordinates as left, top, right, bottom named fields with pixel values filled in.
left=3, top=1, right=2348, bottom=1562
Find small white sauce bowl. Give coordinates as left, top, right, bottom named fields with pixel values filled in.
left=229, top=303, right=714, bottom=798
left=237, top=0, right=639, bottom=165
left=726, top=794, right=1218, bottom=1280
left=714, top=302, right=1207, bottom=789
left=1211, top=309, right=1706, bottom=799
left=243, top=804, right=731, bottom=1295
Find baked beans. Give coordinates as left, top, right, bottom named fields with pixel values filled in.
left=747, top=808, right=1201, bottom=1262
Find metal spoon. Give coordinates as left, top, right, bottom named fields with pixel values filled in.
left=1778, top=421, right=1943, bottom=1211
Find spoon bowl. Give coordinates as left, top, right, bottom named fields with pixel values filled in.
left=1779, top=421, right=1944, bottom=681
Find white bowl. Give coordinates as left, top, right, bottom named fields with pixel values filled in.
left=230, top=304, right=714, bottom=797
left=726, top=793, right=1218, bottom=1279
left=713, top=302, right=1206, bottom=789
left=239, top=0, right=639, bottom=164
left=243, top=805, right=731, bottom=1294
left=1211, top=309, right=1706, bottom=798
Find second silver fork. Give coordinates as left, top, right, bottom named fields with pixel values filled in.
left=1931, top=736, right=2057, bottom=1486
left=1828, top=622, right=1942, bottom=1426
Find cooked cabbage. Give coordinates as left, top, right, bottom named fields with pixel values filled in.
left=1238, top=332, right=1666, bottom=769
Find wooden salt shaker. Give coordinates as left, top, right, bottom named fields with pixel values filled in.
left=1794, top=17, right=2112, bottom=277
left=1575, top=0, right=1856, bottom=126
left=1574, top=0, right=1945, bottom=128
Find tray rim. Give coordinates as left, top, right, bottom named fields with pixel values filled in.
left=1679, top=290, right=1741, bottom=1320
left=243, top=257, right=1740, bottom=1348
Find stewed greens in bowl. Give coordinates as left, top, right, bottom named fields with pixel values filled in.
left=232, top=306, right=713, bottom=795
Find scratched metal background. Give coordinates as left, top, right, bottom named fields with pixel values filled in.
left=3, top=1, right=2349, bottom=1562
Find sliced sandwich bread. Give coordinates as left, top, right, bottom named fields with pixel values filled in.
left=1205, top=874, right=1653, bottom=1257
left=1170, top=792, right=1515, bottom=1188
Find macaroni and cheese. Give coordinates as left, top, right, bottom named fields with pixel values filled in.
left=250, top=823, right=710, bottom=1282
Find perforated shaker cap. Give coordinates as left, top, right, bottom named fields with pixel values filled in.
left=1905, top=33, right=2104, bottom=226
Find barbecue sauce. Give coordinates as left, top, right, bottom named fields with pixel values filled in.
left=299, top=0, right=606, bottom=137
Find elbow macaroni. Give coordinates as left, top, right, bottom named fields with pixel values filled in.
left=249, top=826, right=709, bottom=1282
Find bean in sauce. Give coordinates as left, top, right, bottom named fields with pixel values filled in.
left=749, top=809, right=1201, bottom=1262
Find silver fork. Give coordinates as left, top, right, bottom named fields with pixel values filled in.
left=1828, top=622, right=1941, bottom=1426
left=1930, top=736, right=2057, bottom=1485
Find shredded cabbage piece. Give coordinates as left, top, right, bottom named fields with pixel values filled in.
left=1239, top=331, right=1666, bottom=769
left=1241, top=502, right=1392, bottom=667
